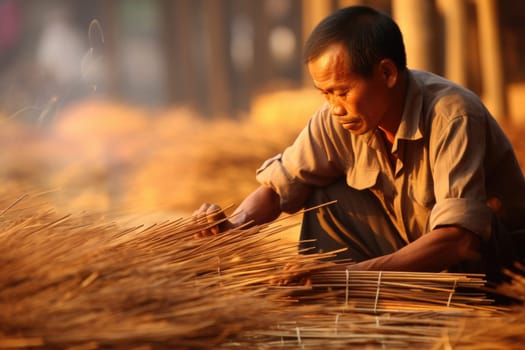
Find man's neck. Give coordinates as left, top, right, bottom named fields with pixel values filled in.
left=378, top=69, right=409, bottom=144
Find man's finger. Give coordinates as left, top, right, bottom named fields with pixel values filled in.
left=192, top=203, right=230, bottom=239
left=206, top=204, right=225, bottom=222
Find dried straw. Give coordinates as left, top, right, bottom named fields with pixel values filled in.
left=1, top=192, right=525, bottom=349
left=0, top=192, right=333, bottom=349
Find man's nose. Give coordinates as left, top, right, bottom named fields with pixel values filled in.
left=330, top=100, right=347, bottom=117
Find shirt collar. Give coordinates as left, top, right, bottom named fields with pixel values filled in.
left=392, top=70, right=424, bottom=153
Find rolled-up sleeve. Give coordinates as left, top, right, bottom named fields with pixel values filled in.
left=256, top=154, right=312, bottom=213
left=429, top=198, right=491, bottom=240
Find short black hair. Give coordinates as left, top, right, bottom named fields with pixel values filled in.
left=303, top=6, right=407, bottom=77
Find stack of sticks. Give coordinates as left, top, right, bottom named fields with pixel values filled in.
left=230, top=309, right=525, bottom=349
left=0, top=192, right=333, bottom=349
left=304, top=270, right=496, bottom=313
left=235, top=270, right=512, bottom=349
left=1, top=191, right=524, bottom=349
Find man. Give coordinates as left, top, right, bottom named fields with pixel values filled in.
left=194, top=6, right=525, bottom=282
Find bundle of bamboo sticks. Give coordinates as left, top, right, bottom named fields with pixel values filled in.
left=1, top=191, right=524, bottom=349
left=304, top=270, right=496, bottom=313
left=225, top=269, right=524, bottom=349
left=226, top=270, right=514, bottom=349
left=227, top=309, right=525, bottom=349
left=0, top=192, right=333, bottom=349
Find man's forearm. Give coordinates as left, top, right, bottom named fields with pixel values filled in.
left=229, top=185, right=282, bottom=228
left=347, top=226, right=481, bottom=272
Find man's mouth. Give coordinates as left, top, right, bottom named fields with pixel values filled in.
left=339, top=118, right=361, bottom=130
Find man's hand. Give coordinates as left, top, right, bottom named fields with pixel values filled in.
left=192, top=185, right=282, bottom=240
left=192, top=203, right=234, bottom=239
left=269, top=262, right=312, bottom=287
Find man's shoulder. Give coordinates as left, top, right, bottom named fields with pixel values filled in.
left=410, top=69, right=475, bottom=98
left=410, top=70, right=489, bottom=122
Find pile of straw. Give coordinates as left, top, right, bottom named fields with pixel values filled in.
left=1, top=192, right=525, bottom=349
left=0, top=192, right=331, bottom=349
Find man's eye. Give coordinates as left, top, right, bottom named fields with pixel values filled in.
left=320, top=91, right=330, bottom=98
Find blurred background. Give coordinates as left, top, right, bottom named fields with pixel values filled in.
left=0, top=0, right=524, bottom=224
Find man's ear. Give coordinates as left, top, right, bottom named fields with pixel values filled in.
left=378, top=59, right=398, bottom=88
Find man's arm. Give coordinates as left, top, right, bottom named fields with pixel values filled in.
left=229, top=185, right=282, bottom=228
left=347, top=226, right=481, bottom=272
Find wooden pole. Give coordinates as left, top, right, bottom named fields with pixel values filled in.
left=301, top=0, right=333, bottom=84
left=476, top=0, right=507, bottom=121
left=203, top=0, right=232, bottom=118
left=437, top=0, right=468, bottom=87
left=392, top=0, right=438, bottom=72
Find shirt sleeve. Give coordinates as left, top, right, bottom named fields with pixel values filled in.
left=255, top=153, right=311, bottom=213
left=256, top=105, right=348, bottom=213
left=428, top=109, right=492, bottom=240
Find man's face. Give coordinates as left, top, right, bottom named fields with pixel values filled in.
left=308, top=43, right=393, bottom=135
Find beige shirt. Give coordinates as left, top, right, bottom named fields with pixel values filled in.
left=256, top=70, right=525, bottom=244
